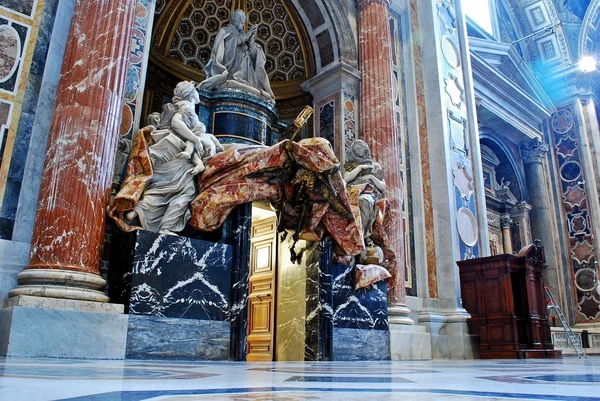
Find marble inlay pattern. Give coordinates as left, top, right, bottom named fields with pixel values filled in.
left=343, top=91, right=356, bottom=150
left=319, top=101, right=335, bottom=148
left=113, top=0, right=155, bottom=188
left=0, top=0, right=43, bottom=214
left=1, top=358, right=599, bottom=401
left=0, top=0, right=37, bottom=18
left=550, top=106, right=600, bottom=322
left=437, top=0, right=480, bottom=261
left=0, top=17, right=28, bottom=95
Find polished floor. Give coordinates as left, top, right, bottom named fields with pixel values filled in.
left=0, top=357, right=599, bottom=400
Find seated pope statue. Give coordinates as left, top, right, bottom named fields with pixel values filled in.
left=197, top=9, right=275, bottom=104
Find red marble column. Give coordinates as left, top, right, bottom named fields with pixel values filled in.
left=10, top=0, right=135, bottom=302
left=358, top=0, right=406, bottom=306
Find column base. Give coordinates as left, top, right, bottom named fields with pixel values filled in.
left=419, top=310, right=479, bottom=359
left=0, top=299, right=127, bottom=359
left=9, top=269, right=109, bottom=302
left=390, top=324, right=432, bottom=360
left=388, top=304, right=415, bottom=325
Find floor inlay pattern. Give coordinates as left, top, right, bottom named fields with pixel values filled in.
left=0, top=358, right=599, bottom=401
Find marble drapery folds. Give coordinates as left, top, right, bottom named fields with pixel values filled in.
left=190, top=138, right=364, bottom=257
left=109, top=135, right=365, bottom=258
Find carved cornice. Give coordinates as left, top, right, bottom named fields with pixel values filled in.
left=520, top=138, right=549, bottom=164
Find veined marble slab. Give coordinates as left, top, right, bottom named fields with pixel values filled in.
left=109, top=230, right=232, bottom=321
left=332, top=263, right=389, bottom=330
left=332, top=327, right=390, bottom=361
left=126, top=315, right=230, bottom=360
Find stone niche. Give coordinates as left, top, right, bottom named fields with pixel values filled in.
left=109, top=230, right=233, bottom=360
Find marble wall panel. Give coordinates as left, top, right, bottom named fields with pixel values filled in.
left=409, top=1, right=437, bottom=298
left=109, top=230, right=232, bottom=321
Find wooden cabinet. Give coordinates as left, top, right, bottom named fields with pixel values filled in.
left=457, top=242, right=561, bottom=359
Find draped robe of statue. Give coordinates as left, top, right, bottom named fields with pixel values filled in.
left=198, top=23, right=275, bottom=102
left=109, top=135, right=364, bottom=258
left=108, top=126, right=198, bottom=233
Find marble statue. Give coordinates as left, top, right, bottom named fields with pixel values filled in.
left=197, top=9, right=275, bottom=104
left=108, top=81, right=223, bottom=235
left=343, top=139, right=386, bottom=248
left=343, top=139, right=395, bottom=289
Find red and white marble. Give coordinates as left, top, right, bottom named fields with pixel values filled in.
left=26, top=0, right=136, bottom=276
left=357, top=0, right=405, bottom=304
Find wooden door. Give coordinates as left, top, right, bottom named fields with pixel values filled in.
left=246, top=216, right=277, bottom=361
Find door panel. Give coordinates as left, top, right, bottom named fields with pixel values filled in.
left=246, top=216, right=277, bottom=361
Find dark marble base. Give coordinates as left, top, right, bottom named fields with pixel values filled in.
left=126, top=315, right=230, bottom=360
left=109, top=230, right=232, bottom=321
left=332, top=328, right=390, bottom=361
left=197, top=90, right=280, bottom=146
left=332, top=263, right=389, bottom=330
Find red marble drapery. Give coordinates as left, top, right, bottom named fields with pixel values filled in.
left=358, top=0, right=406, bottom=304
left=27, top=0, right=136, bottom=275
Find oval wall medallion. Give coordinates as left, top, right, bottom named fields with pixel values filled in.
left=457, top=207, right=478, bottom=247
left=575, top=267, right=597, bottom=292
left=441, top=36, right=460, bottom=69
left=560, top=160, right=582, bottom=182
left=552, top=109, right=573, bottom=134
left=0, top=25, right=21, bottom=83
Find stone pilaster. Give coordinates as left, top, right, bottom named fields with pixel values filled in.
left=357, top=0, right=407, bottom=314
left=547, top=101, right=600, bottom=323
left=10, top=0, right=136, bottom=302
left=301, top=62, right=361, bottom=166
left=410, top=0, right=485, bottom=359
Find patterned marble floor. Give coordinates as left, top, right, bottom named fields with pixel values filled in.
left=0, top=357, right=599, bottom=400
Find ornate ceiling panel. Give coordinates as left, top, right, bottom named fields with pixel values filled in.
left=152, top=0, right=314, bottom=86
left=499, top=0, right=574, bottom=73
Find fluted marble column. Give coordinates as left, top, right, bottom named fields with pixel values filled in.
left=357, top=0, right=408, bottom=316
left=10, top=0, right=136, bottom=302
left=520, top=138, right=560, bottom=296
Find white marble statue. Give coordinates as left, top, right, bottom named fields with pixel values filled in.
left=124, top=81, right=223, bottom=234
left=197, top=9, right=275, bottom=104
left=343, top=139, right=386, bottom=249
